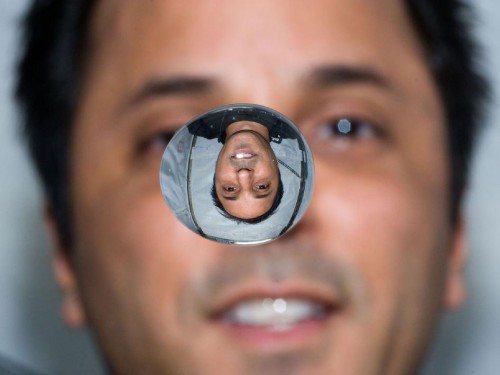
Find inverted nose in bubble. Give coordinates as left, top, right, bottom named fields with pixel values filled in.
left=237, top=168, right=253, bottom=184
left=238, top=167, right=253, bottom=173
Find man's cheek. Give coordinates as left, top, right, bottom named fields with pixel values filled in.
left=315, top=164, right=443, bottom=279
left=84, top=189, right=199, bottom=265
left=71, top=192, right=193, bottom=329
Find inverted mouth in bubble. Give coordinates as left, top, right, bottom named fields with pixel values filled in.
left=233, top=153, right=255, bottom=160
left=231, top=148, right=257, bottom=160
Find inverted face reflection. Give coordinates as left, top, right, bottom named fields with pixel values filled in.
left=160, top=104, right=313, bottom=244
left=214, top=122, right=281, bottom=220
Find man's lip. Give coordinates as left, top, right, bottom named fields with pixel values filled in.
left=205, top=279, right=341, bottom=350
left=231, top=149, right=256, bottom=159
left=207, top=279, right=341, bottom=320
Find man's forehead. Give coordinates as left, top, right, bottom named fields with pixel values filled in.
left=84, top=0, right=423, bottom=105
left=88, top=0, right=416, bottom=61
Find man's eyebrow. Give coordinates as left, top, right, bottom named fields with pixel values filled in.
left=305, top=65, right=393, bottom=91
left=123, top=75, right=217, bottom=110
left=255, top=193, right=271, bottom=199
left=221, top=193, right=271, bottom=200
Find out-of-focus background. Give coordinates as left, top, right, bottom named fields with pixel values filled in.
left=0, top=1, right=498, bottom=374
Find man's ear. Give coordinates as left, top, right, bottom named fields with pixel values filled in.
left=443, top=214, right=468, bottom=310
left=45, top=205, right=86, bottom=327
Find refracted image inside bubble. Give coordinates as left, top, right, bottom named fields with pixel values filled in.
left=160, top=104, right=315, bottom=245
left=213, top=121, right=282, bottom=221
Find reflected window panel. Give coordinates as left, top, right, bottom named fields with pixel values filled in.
left=160, top=104, right=315, bottom=245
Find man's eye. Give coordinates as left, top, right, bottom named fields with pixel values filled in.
left=223, top=186, right=237, bottom=192
left=317, top=118, right=376, bottom=141
left=139, top=131, right=175, bottom=154
left=255, top=184, right=269, bottom=190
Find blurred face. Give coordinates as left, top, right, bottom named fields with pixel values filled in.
left=52, top=0, right=467, bottom=374
left=215, top=122, right=280, bottom=219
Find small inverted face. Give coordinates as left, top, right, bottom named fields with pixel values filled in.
left=215, top=122, right=280, bottom=220
left=160, top=105, right=313, bottom=243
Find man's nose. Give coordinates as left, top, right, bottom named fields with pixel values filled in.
left=237, top=168, right=253, bottom=185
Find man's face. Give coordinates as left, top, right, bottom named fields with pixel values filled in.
left=56, top=0, right=466, bottom=374
left=215, top=123, right=280, bottom=219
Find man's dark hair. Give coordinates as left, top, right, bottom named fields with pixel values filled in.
left=211, top=175, right=284, bottom=224
left=16, top=0, right=489, bottom=247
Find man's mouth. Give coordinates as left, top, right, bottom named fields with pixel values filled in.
left=233, top=152, right=255, bottom=160
left=218, top=297, right=332, bottom=329
left=195, top=245, right=350, bottom=351
left=207, top=283, right=340, bottom=349
left=231, top=148, right=256, bottom=160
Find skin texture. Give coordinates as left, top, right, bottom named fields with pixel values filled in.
left=49, top=0, right=467, bottom=374
left=215, top=121, right=280, bottom=219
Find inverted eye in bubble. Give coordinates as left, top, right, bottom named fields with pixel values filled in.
left=159, top=103, right=315, bottom=245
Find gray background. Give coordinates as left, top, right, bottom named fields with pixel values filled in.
left=0, top=1, right=498, bottom=374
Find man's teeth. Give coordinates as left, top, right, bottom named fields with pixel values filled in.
left=234, top=153, right=254, bottom=159
left=221, top=298, right=328, bottom=329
